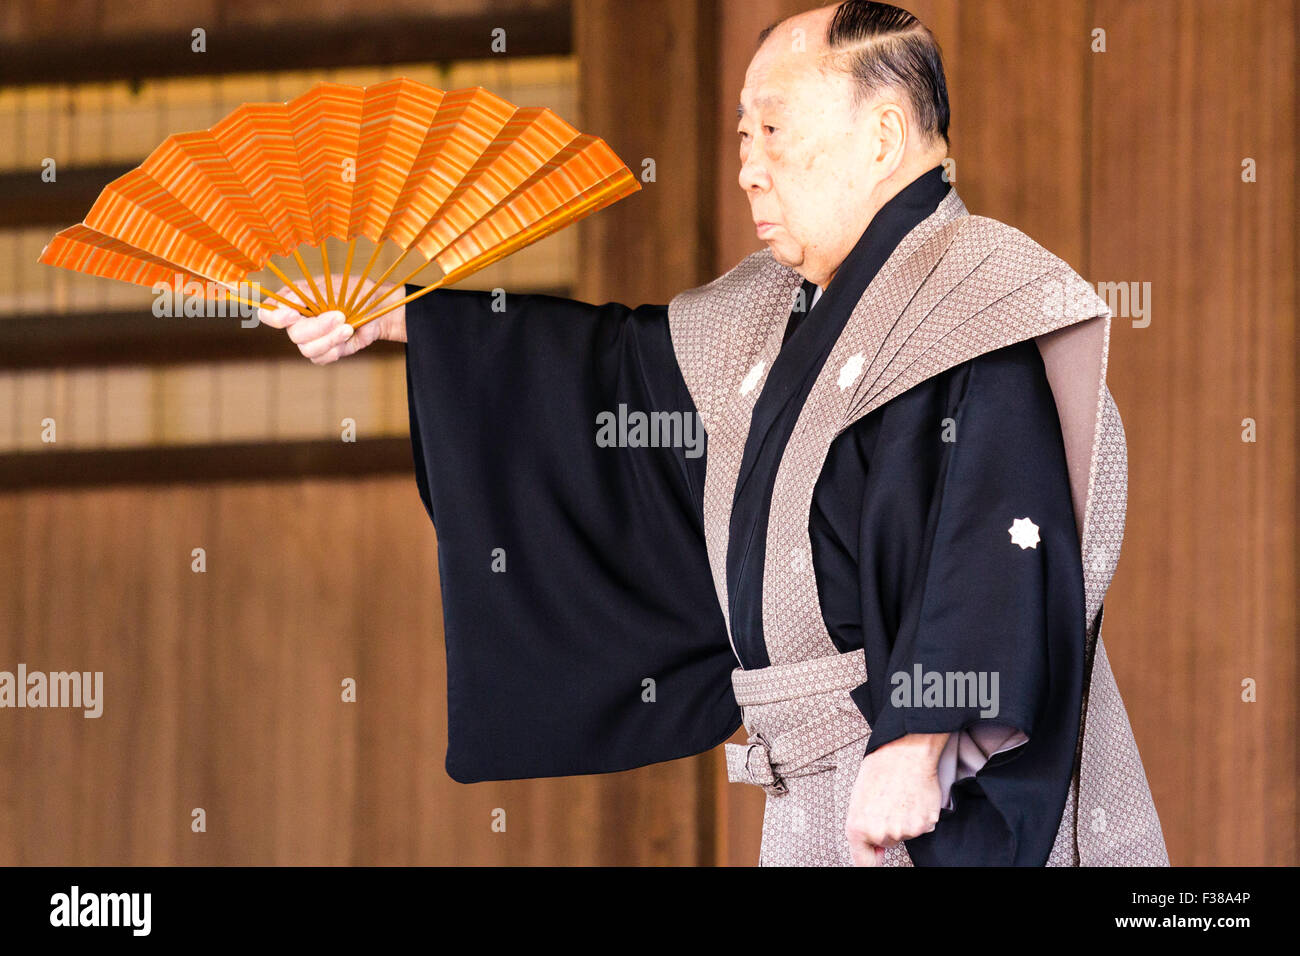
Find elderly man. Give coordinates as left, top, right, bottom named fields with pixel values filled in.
left=261, top=0, right=1168, bottom=866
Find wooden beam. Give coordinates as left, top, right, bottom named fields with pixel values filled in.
left=0, top=8, right=572, bottom=86
left=0, top=436, right=416, bottom=489
left=0, top=309, right=406, bottom=368
left=0, top=287, right=572, bottom=368
left=0, top=163, right=135, bottom=228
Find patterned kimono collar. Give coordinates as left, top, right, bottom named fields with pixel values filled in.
left=726, top=165, right=952, bottom=665
left=669, top=171, right=1111, bottom=653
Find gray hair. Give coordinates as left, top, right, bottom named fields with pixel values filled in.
left=759, top=1, right=951, bottom=147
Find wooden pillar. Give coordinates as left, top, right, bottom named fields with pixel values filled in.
left=576, top=0, right=721, bottom=306
left=574, top=0, right=724, bottom=865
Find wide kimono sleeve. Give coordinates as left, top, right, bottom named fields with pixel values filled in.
left=844, top=339, right=1086, bottom=866
left=403, top=285, right=742, bottom=783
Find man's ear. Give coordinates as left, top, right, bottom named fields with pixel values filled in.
left=873, top=99, right=910, bottom=171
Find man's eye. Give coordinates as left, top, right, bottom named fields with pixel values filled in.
left=763, top=125, right=777, bottom=135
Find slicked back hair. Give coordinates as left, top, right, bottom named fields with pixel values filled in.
left=757, top=2, right=950, bottom=148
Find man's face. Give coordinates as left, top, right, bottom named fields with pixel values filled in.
left=737, top=14, right=887, bottom=285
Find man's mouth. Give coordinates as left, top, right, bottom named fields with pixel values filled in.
left=755, top=221, right=777, bottom=237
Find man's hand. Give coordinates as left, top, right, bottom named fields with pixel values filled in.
left=256, top=276, right=407, bottom=365
left=845, top=732, right=949, bottom=866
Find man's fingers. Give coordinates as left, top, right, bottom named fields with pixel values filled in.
left=256, top=304, right=299, bottom=329
left=288, top=310, right=350, bottom=349
left=848, top=834, right=884, bottom=866
left=846, top=819, right=886, bottom=867
left=250, top=277, right=382, bottom=366
left=295, top=311, right=353, bottom=362
left=254, top=284, right=310, bottom=328
left=307, top=333, right=367, bottom=366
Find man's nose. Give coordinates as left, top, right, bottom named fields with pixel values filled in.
left=738, top=151, right=770, bottom=194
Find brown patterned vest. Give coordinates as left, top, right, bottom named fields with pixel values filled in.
left=668, top=190, right=1170, bottom=866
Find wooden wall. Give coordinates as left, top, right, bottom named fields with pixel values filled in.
left=0, top=478, right=713, bottom=864
left=0, top=0, right=723, bottom=869
left=1085, top=0, right=1296, bottom=868
left=704, top=0, right=1296, bottom=866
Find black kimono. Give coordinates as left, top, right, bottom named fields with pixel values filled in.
left=403, top=166, right=1084, bottom=865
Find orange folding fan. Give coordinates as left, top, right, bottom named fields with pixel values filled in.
left=39, top=79, right=641, bottom=327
